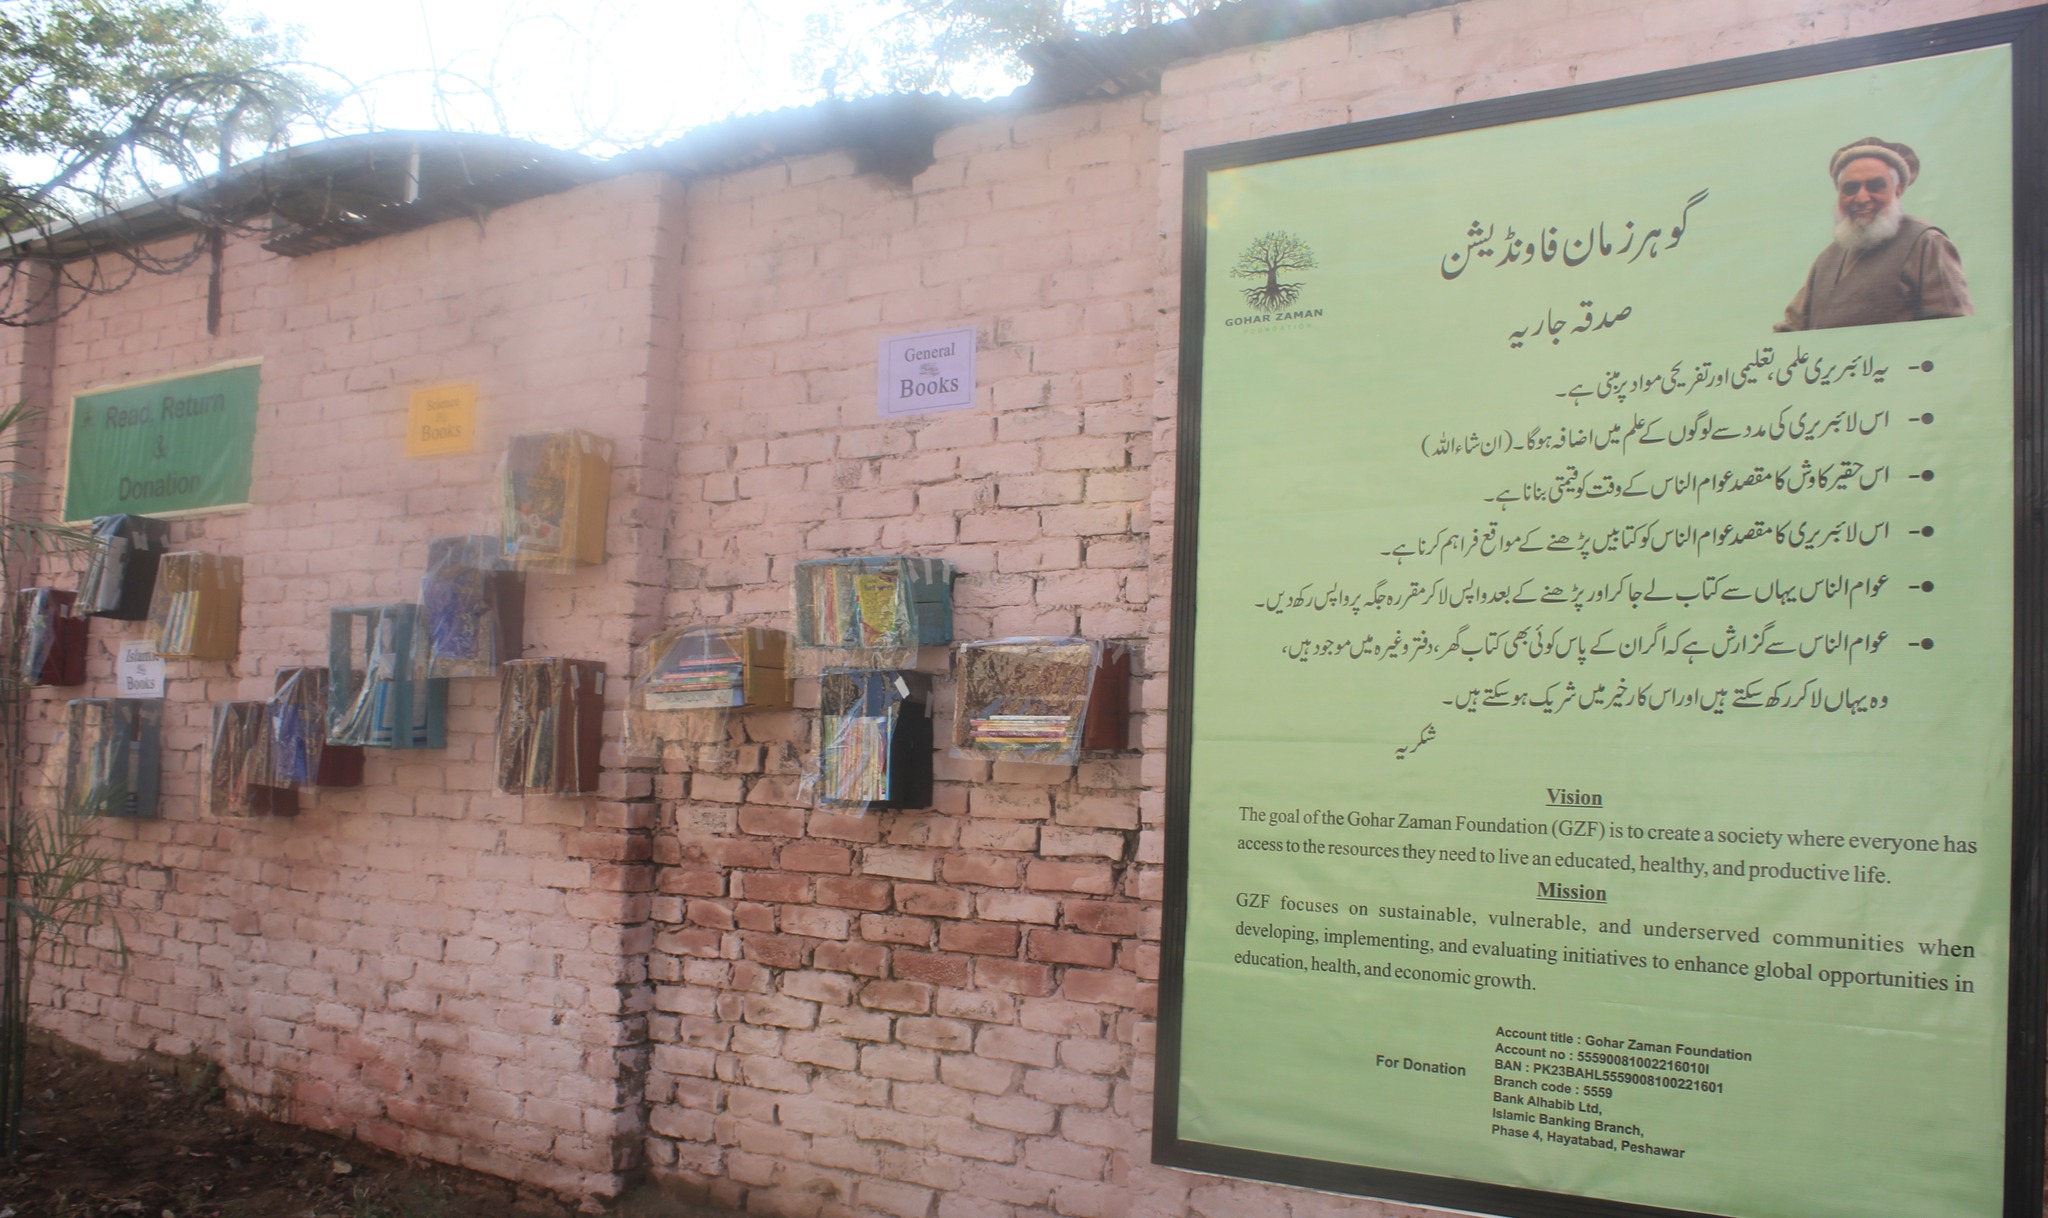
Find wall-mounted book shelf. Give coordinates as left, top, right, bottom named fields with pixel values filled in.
left=272, top=666, right=364, bottom=789
left=422, top=534, right=524, bottom=677
left=17, top=588, right=86, bottom=687
left=497, top=658, right=604, bottom=795
left=816, top=670, right=932, bottom=810
left=328, top=604, right=446, bottom=749
left=209, top=701, right=296, bottom=817
left=500, top=429, right=613, bottom=570
left=950, top=638, right=1130, bottom=764
left=62, top=698, right=161, bottom=818
left=77, top=514, right=168, bottom=621
left=626, top=626, right=792, bottom=753
left=148, top=552, right=241, bottom=660
left=792, top=556, right=953, bottom=673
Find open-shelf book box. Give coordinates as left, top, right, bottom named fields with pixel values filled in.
left=497, top=658, right=604, bottom=795
left=328, top=604, right=447, bottom=749
left=77, top=514, right=169, bottom=621
left=500, top=429, right=613, bottom=570
left=208, top=701, right=297, bottom=817
left=792, top=557, right=952, bottom=672
left=147, top=552, right=242, bottom=660
left=272, top=666, right=365, bottom=789
left=17, top=588, right=87, bottom=687
left=951, top=638, right=1130, bottom=764
left=62, top=698, right=161, bottom=818
left=421, top=535, right=524, bottom=677
left=816, top=671, right=931, bottom=810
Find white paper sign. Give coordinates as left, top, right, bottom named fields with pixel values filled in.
left=116, top=640, right=165, bottom=698
left=878, top=326, right=976, bottom=417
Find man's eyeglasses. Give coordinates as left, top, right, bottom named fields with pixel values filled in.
left=1838, top=175, right=1895, bottom=198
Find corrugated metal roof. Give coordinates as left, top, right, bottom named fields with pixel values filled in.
left=5, top=131, right=600, bottom=262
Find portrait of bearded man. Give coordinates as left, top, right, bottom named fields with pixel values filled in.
left=1774, top=136, right=1975, bottom=331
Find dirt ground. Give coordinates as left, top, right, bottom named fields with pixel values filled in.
left=0, top=1037, right=724, bottom=1218
left=7, top=1036, right=2044, bottom=1217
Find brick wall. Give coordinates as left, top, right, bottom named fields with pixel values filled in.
left=638, top=94, right=1162, bottom=1216
left=16, top=173, right=681, bottom=1199
left=13, top=0, right=2036, bottom=1213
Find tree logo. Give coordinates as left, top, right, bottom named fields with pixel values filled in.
left=1231, top=231, right=1317, bottom=313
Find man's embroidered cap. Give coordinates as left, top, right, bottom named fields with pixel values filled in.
left=1830, top=137, right=1918, bottom=188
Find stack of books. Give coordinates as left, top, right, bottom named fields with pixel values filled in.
left=208, top=701, right=295, bottom=816
left=500, top=430, right=613, bottom=570
left=77, top=514, right=168, bottom=620
left=147, top=553, right=242, bottom=660
left=328, top=604, right=446, bottom=749
left=62, top=698, right=161, bottom=818
left=496, top=658, right=604, bottom=794
left=966, top=711, right=1076, bottom=750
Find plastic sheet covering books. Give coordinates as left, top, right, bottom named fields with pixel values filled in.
left=208, top=701, right=296, bottom=816
left=626, top=626, right=791, bottom=753
left=499, top=429, right=613, bottom=570
left=16, top=588, right=86, bottom=687
left=270, top=667, right=364, bottom=789
left=328, top=604, right=446, bottom=749
left=951, top=638, right=1129, bottom=765
left=813, top=671, right=932, bottom=810
left=76, top=514, right=168, bottom=620
left=496, top=658, right=604, bottom=794
left=791, top=556, right=953, bottom=675
left=61, top=698, right=160, bottom=818
left=146, top=552, right=241, bottom=660
left=421, top=534, right=524, bottom=677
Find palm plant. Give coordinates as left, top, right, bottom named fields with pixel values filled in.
left=0, top=402, right=126, bottom=1158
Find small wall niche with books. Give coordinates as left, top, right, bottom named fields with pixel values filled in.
left=271, top=666, right=364, bottom=789
left=815, top=670, right=932, bottom=811
left=328, top=604, right=446, bottom=749
left=77, top=514, right=169, bottom=621
left=62, top=698, right=161, bottom=818
left=496, top=658, right=604, bottom=795
left=500, top=429, right=613, bottom=570
left=951, top=638, right=1130, bottom=764
left=421, top=534, right=524, bottom=677
left=148, top=552, right=242, bottom=660
left=208, top=701, right=296, bottom=817
left=17, top=588, right=87, bottom=687
left=792, top=556, right=953, bottom=673
left=626, top=626, right=792, bottom=753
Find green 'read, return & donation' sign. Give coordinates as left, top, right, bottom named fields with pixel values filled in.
left=63, top=362, right=260, bottom=521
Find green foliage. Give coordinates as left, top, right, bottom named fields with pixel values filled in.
left=801, top=0, right=1226, bottom=97
left=0, top=0, right=315, bottom=237
left=0, top=405, right=124, bottom=1159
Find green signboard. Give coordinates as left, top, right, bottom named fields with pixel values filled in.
left=63, top=362, right=259, bottom=521
left=1160, top=13, right=2044, bottom=1218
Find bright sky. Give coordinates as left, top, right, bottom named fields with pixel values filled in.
left=220, top=0, right=1017, bottom=157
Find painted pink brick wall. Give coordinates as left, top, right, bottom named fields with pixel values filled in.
left=638, top=87, right=1162, bottom=1216
left=18, top=0, right=2037, bottom=1212
left=21, top=173, right=682, bottom=1199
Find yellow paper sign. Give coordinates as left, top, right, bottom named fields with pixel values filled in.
left=406, top=383, right=477, bottom=456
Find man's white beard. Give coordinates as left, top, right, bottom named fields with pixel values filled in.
left=1834, top=198, right=1904, bottom=252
